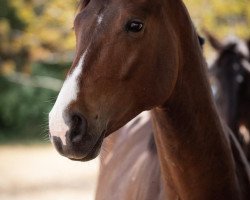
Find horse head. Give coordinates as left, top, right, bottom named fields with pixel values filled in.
left=48, top=0, right=201, bottom=161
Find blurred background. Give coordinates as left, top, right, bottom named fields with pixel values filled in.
left=0, top=0, right=249, bottom=199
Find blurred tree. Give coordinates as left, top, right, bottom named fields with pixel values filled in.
left=0, top=0, right=76, bottom=76
left=185, top=0, right=250, bottom=38
left=0, top=0, right=77, bottom=142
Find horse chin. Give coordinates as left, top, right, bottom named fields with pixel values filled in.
left=69, top=133, right=104, bottom=162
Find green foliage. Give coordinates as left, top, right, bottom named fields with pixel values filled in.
left=0, top=0, right=26, bottom=30
left=0, top=61, right=71, bottom=143
left=0, top=77, right=54, bottom=142
left=0, top=0, right=76, bottom=143
left=0, top=0, right=76, bottom=75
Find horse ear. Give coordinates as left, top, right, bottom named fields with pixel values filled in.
left=203, top=29, right=223, bottom=51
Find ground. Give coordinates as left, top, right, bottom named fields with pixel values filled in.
left=0, top=144, right=99, bottom=200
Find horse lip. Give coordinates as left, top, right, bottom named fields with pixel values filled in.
left=70, top=131, right=105, bottom=161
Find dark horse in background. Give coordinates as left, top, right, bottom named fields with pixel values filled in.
left=205, top=31, right=250, bottom=161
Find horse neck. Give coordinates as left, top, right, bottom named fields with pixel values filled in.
left=151, top=46, right=241, bottom=200
left=151, top=3, right=241, bottom=199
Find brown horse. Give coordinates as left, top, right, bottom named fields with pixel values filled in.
left=48, top=0, right=250, bottom=199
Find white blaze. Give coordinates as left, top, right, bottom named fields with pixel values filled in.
left=49, top=50, right=88, bottom=145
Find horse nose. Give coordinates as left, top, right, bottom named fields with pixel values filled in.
left=68, top=113, right=88, bottom=144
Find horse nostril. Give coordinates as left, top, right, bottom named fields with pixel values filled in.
left=69, top=113, right=88, bottom=143
left=72, top=114, right=82, bottom=128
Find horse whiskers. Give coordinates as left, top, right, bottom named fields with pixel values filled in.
left=100, top=144, right=109, bottom=154
left=38, top=120, right=51, bottom=142
left=44, top=96, right=57, bottom=104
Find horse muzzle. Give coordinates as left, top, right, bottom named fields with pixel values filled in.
left=49, top=112, right=104, bottom=161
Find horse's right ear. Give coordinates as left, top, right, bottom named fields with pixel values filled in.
left=203, top=29, right=223, bottom=51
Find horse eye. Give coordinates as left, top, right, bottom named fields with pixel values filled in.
left=126, top=20, right=144, bottom=33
